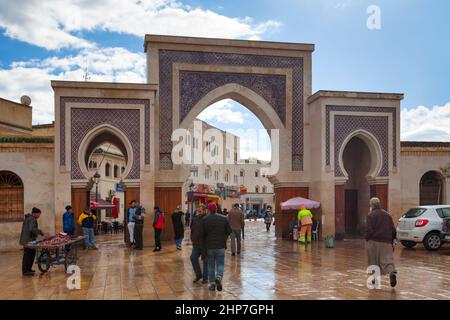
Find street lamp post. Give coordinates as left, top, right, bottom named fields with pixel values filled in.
left=188, top=182, right=195, bottom=224
left=93, top=171, right=101, bottom=229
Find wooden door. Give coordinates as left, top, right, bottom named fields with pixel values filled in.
left=124, top=187, right=140, bottom=244
left=155, top=187, right=182, bottom=241
left=344, top=190, right=358, bottom=236
left=0, top=171, right=24, bottom=222
left=0, top=187, right=24, bottom=222
left=71, top=188, right=89, bottom=235
left=274, top=187, right=309, bottom=238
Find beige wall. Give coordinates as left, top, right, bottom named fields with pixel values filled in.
left=0, top=98, right=32, bottom=135
left=306, top=91, right=403, bottom=236
left=32, top=123, right=55, bottom=137
left=0, top=143, right=54, bottom=250
left=400, top=146, right=450, bottom=215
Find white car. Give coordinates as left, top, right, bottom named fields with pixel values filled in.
left=397, top=205, right=450, bottom=251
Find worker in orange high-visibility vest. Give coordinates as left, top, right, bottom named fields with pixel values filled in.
left=297, top=205, right=313, bottom=243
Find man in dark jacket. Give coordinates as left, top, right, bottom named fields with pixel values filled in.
left=227, top=203, right=245, bottom=256
left=172, top=205, right=185, bottom=250
left=190, top=204, right=208, bottom=284
left=19, top=207, right=44, bottom=276
left=366, top=197, right=398, bottom=287
left=202, top=202, right=232, bottom=291
left=133, top=203, right=145, bottom=250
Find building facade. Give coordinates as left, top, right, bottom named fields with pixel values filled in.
left=0, top=35, right=449, bottom=250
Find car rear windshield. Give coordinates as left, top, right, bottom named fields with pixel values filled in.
left=436, top=208, right=450, bottom=218
left=403, top=208, right=427, bottom=218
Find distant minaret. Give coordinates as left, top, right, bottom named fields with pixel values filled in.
left=82, top=56, right=91, bottom=81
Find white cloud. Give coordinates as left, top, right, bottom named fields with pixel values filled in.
left=197, top=99, right=248, bottom=124
left=401, top=103, right=450, bottom=141
left=0, top=0, right=280, bottom=50
left=0, top=47, right=146, bottom=124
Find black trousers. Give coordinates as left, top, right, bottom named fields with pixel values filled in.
left=154, top=228, right=162, bottom=249
left=266, top=223, right=271, bottom=231
left=22, top=247, right=36, bottom=274
left=134, top=224, right=144, bottom=249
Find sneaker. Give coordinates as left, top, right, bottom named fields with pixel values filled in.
left=202, top=279, right=208, bottom=284
left=209, top=283, right=216, bottom=291
left=91, top=246, right=98, bottom=250
left=389, top=273, right=397, bottom=287
left=215, top=276, right=223, bottom=292
left=193, top=275, right=202, bottom=283
left=176, top=246, right=182, bottom=250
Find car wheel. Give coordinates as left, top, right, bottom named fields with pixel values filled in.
left=423, top=232, right=442, bottom=251
left=400, top=240, right=417, bottom=249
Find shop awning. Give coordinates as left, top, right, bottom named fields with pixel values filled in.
left=194, top=193, right=208, bottom=198
left=90, top=196, right=116, bottom=209
left=207, top=195, right=220, bottom=202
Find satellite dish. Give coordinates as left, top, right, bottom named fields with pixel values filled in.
left=20, top=95, right=31, bottom=106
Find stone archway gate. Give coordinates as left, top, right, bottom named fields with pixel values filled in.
left=53, top=35, right=403, bottom=243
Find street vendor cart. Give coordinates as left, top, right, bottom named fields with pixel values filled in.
left=24, top=233, right=87, bottom=273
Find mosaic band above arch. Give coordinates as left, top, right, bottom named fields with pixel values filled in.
left=325, top=105, right=397, bottom=177
left=334, top=115, right=389, bottom=177
left=59, top=97, right=151, bottom=180
left=158, top=50, right=304, bottom=171
left=179, top=71, right=286, bottom=125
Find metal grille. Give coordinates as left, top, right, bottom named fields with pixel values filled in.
left=0, top=171, right=24, bottom=222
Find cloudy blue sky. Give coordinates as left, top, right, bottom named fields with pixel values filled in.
left=0, top=0, right=449, bottom=160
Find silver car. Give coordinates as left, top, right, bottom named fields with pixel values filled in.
left=396, top=205, right=450, bottom=251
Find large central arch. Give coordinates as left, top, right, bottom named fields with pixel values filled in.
left=146, top=35, right=315, bottom=239
left=179, top=83, right=285, bottom=131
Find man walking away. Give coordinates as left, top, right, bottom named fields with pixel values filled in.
left=190, top=204, right=208, bottom=284
left=203, top=202, right=232, bottom=291
left=63, top=205, right=75, bottom=235
left=133, top=203, right=145, bottom=250
left=298, top=205, right=313, bottom=243
left=20, top=207, right=44, bottom=276
left=264, top=206, right=273, bottom=232
left=78, top=208, right=97, bottom=249
left=228, top=203, right=244, bottom=256
left=153, top=206, right=165, bottom=252
left=366, top=197, right=398, bottom=287
left=126, top=200, right=137, bottom=247
left=172, top=205, right=185, bottom=250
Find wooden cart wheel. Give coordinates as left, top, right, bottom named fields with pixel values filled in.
left=37, top=250, right=51, bottom=273
left=64, top=249, right=77, bottom=271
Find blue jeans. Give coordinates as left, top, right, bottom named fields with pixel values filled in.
left=82, top=227, right=95, bottom=248
left=190, top=245, right=208, bottom=280
left=175, top=238, right=183, bottom=247
left=207, top=248, right=225, bottom=283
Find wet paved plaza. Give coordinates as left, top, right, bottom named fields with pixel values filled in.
left=0, top=220, right=449, bottom=300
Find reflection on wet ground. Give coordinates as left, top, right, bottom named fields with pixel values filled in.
left=0, top=220, right=449, bottom=300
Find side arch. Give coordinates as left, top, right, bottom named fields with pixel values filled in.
left=338, top=129, right=383, bottom=180
left=77, top=125, right=134, bottom=181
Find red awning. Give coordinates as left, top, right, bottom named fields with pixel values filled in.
left=193, top=193, right=208, bottom=198
left=90, top=196, right=116, bottom=209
